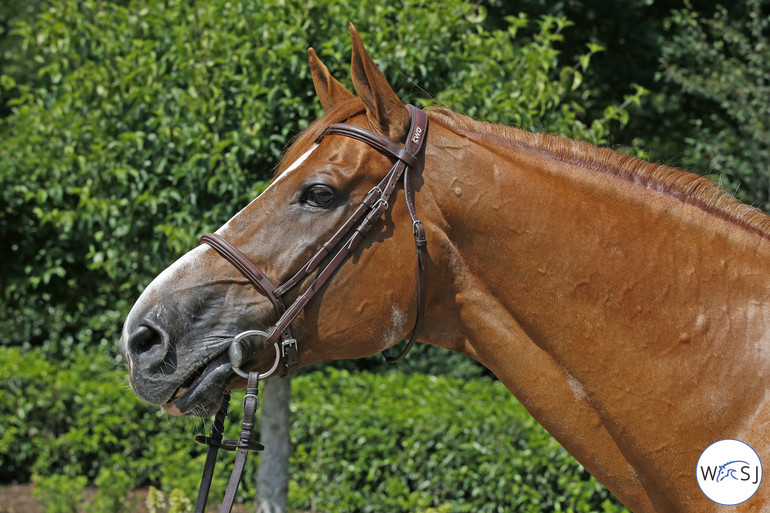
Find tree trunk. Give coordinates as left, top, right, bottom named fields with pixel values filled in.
left=255, top=377, right=291, bottom=513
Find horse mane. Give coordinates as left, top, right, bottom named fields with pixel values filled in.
left=428, top=106, right=770, bottom=240
left=277, top=101, right=770, bottom=239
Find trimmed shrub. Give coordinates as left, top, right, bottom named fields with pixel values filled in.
left=288, top=369, right=627, bottom=513
left=1, top=347, right=628, bottom=512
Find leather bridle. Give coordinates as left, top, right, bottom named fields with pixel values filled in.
left=192, top=105, right=429, bottom=513
left=200, top=104, right=429, bottom=378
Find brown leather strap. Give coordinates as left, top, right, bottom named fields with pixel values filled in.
left=383, top=106, right=428, bottom=364
left=200, top=233, right=284, bottom=314
left=193, top=373, right=261, bottom=513
left=200, top=105, right=429, bottom=377
left=266, top=105, right=428, bottom=356
left=266, top=196, right=393, bottom=345
left=193, top=106, right=429, bottom=513
left=200, top=233, right=297, bottom=376
left=323, top=123, right=418, bottom=168
left=218, top=372, right=259, bottom=513
left=193, top=392, right=230, bottom=513
left=274, top=184, right=384, bottom=297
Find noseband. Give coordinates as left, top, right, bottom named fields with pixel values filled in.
left=200, top=104, right=429, bottom=377
left=191, top=106, right=429, bottom=513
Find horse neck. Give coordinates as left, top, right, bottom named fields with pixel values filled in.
left=420, top=115, right=770, bottom=512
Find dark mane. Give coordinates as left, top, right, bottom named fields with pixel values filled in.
left=428, top=107, right=770, bottom=240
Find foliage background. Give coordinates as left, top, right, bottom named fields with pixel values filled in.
left=1, top=0, right=767, bottom=511
left=1, top=349, right=628, bottom=512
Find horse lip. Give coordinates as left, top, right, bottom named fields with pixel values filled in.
left=165, top=352, right=233, bottom=416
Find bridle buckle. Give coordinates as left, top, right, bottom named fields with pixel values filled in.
left=281, top=338, right=297, bottom=355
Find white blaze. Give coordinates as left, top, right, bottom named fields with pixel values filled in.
left=216, top=143, right=320, bottom=235
left=123, top=143, right=321, bottom=354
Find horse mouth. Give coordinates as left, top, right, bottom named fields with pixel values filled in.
left=164, top=351, right=234, bottom=416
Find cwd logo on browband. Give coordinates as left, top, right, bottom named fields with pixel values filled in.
left=697, top=439, right=762, bottom=506
left=411, top=126, right=423, bottom=145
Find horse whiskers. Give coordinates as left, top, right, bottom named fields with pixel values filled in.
left=184, top=405, right=210, bottom=429
left=162, top=409, right=202, bottom=434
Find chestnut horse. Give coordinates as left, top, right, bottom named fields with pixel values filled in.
left=120, top=24, right=769, bottom=513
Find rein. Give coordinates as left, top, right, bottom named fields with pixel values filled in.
left=192, top=105, right=429, bottom=513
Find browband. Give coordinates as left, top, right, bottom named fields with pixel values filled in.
left=201, top=104, right=429, bottom=377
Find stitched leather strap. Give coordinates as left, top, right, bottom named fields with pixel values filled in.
left=266, top=105, right=428, bottom=361
left=218, top=373, right=259, bottom=513
left=193, top=392, right=230, bottom=513
left=194, top=106, right=429, bottom=513
left=200, top=104, right=429, bottom=377
left=323, top=123, right=418, bottom=168
left=194, top=374, right=261, bottom=513
left=382, top=106, right=428, bottom=364
left=200, top=233, right=298, bottom=377
left=200, top=233, right=284, bottom=314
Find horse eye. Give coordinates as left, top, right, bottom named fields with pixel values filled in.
left=303, top=185, right=335, bottom=208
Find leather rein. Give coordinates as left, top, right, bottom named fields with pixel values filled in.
left=192, top=105, right=429, bottom=513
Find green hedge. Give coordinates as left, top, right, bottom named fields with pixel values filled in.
left=0, top=347, right=628, bottom=512
left=288, top=369, right=628, bottom=513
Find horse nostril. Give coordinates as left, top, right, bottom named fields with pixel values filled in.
left=129, top=325, right=163, bottom=356
left=126, top=324, right=176, bottom=376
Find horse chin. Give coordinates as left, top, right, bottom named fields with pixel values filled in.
left=163, top=352, right=234, bottom=417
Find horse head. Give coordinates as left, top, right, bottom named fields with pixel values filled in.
left=120, top=24, right=432, bottom=417
left=716, top=461, right=751, bottom=483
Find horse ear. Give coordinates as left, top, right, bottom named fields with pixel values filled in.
left=348, top=22, right=410, bottom=143
left=309, top=47, right=355, bottom=111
